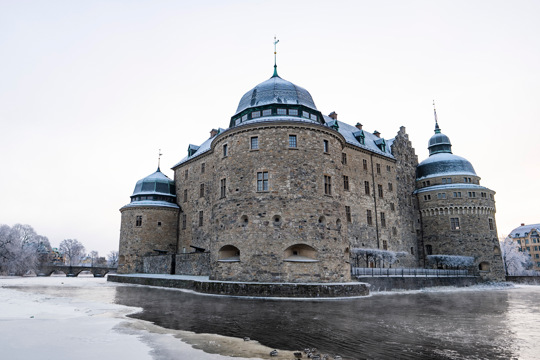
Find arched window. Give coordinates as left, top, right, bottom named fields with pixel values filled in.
left=218, top=245, right=240, bottom=262
left=284, top=244, right=318, bottom=262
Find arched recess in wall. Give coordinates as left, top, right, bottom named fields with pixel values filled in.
left=283, top=244, right=319, bottom=262
left=479, top=261, right=490, bottom=271
left=218, top=245, right=240, bottom=262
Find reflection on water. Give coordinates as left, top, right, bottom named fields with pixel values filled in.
left=113, top=285, right=540, bottom=360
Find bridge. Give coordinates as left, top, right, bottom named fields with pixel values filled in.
left=38, top=265, right=117, bottom=277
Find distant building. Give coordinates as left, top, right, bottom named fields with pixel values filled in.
left=117, top=61, right=505, bottom=282
left=508, top=223, right=540, bottom=270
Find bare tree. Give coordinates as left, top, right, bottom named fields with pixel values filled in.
left=59, top=239, right=86, bottom=267
left=0, top=224, right=51, bottom=275
left=107, top=250, right=119, bottom=267
left=500, top=236, right=532, bottom=276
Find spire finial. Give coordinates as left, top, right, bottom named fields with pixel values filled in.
left=433, top=100, right=441, bottom=134
left=273, top=36, right=280, bottom=77
left=157, top=149, right=163, bottom=171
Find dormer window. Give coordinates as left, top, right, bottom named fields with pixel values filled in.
left=242, top=114, right=248, bottom=121
left=251, top=111, right=261, bottom=118
left=187, top=144, right=200, bottom=157
left=354, top=130, right=365, bottom=145
left=263, top=109, right=272, bottom=116
left=302, top=111, right=309, bottom=118
left=277, top=108, right=287, bottom=115
left=289, top=109, right=298, bottom=116
left=375, top=138, right=386, bottom=152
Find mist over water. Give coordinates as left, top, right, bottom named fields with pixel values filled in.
left=113, top=285, right=540, bottom=360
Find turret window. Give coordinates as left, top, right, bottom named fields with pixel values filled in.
left=250, top=136, right=259, bottom=150
left=464, top=177, right=472, bottom=183
left=453, top=192, right=461, bottom=198
left=289, top=109, right=298, bottom=116
left=136, top=216, right=142, bottom=227
left=442, top=177, right=452, bottom=184
left=262, top=109, right=272, bottom=116
left=450, top=217, right=460, bottom=230
left=468, top=192, right=476, bottom=198
left=323, top=140, right=329, bottom=153
left=251, top=111, right=261, bottom=118
left=289, top=135, right=297, bottom=148
left=437, top=193, right=446, bottom=199
left=223, top=144, right=228, bottom=157
left=277, top=108, right=287, bottom=115
left=424, top=194, right=431, bottom=201
left=302, top=111, right=309, bottom=118
left=220, top=178, right=226, bottom=198
left=489, top=218, right=494, bottom=230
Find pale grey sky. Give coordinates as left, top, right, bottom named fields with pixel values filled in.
left=1, top=0, right=539, bottom=256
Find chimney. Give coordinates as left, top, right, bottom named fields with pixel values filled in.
left=373, top=130, right=381, bottom=138
left=521, top=223, right=525, bottom=226
left=210, top=129, right=218, bottom=138
left=328, top=111, right=338, bottom=120
left=355, top=123, right=363, bottom=130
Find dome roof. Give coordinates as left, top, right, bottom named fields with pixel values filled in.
left=234, top=73, right=317, bottom=116
left=131, top=168, right=175, bottom=198
left=416, top=153, right=477, bottom=180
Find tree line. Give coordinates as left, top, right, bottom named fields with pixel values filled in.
left=0, top=223, right=118, bottom=276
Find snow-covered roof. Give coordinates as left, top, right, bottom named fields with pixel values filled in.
left=414, top=183, right=491, bottom=194
left=132, top=168, right=175, bottom=197
left=416, top=153, right=476, bottom=180
left=121, top=200, right=179, bottom=210
left=332, top=118, right=394, bottom=159
left=509, top=224, right=540, bottom=238
left=234, top=74, right=317, bottom=115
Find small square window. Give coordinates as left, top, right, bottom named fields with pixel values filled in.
left=289, top=109, right=298, bottom=116
left=262, top=109, right=272, bottom=116
left=289, top=135, right=297, bottom=148
left=277, top=108, right=287, bottom=115
left=251, top=111, right=261, bottom=118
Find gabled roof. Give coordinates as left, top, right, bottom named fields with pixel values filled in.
left=509, top=224, right=540, bottom=238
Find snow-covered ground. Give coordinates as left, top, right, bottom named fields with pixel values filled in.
left=0, top=276, right=294, bottom=360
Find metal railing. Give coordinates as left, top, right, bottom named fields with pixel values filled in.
left=351, top=267, right=470, bottom=277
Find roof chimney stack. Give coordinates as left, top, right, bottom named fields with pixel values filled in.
left=373, top=130, right=381, bottom=138
left=210, top=129, right=218, bottom=138
left=328, top=111, right=338, bottom=120
left=521, top=223, right=525, bottom=226
left=355, top=123, right=363, bottom=130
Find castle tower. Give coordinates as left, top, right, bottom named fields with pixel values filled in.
left=415, top=111, right=504, bottom=280
left=118, top=167, right=179, bottom=273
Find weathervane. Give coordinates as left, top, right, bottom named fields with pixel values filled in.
left=273, top=36, right=279, bottom=77
left=158, top=149, right=163, bottom=170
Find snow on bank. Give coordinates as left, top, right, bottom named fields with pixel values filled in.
left=0, top=276, right=280, bottom=360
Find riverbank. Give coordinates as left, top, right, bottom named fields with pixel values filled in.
left=0, top=276, right=296, bottom=360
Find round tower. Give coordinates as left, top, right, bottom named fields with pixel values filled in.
left=415, top=110, right=504, bottom=280
left=118, top=167, right=179, bottom=274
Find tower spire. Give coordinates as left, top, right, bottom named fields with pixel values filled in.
left=157, top=149, right=162, bottom=171
left=272, top=36, right=280, bottom=77
left=433, top=100, right=441, bottom=134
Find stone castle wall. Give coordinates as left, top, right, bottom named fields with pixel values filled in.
left=175, top=253, right=211, bottom=276
left=118, top=206, right=178, bottom=274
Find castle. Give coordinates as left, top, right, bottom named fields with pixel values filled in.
left=117, top=62, right=505, bottom=282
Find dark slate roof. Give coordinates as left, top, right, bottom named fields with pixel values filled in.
left=131, top=168, right=176, bottom=197
left=234, top=74, right=317, bottom=116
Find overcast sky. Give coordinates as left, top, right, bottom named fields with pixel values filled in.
left=1, top=0, right=538, bottom=256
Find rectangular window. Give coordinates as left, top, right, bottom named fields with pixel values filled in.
left=343, top=175, right=349, bottom=191
left=185, top=169, right=188, bottom=180
left=451, top=217, right=460, bottom=230
left=181, top=214, right=186, bottom=230
left=489, top=218, right=494, bottom=230
left=198, top=211, right=203, bottom=227
left=378, top=184, right=384, bottom=198
left=277, top=108, right=287, bottom=115
left=437, top=193, right=446, bottom=199
left=380, top=212, right=386, bottom=227
left=426, top=244, right=433, bottom=255
left=242, top=114, right=248, bottom=121
left=442, top=177, right=452, bottom=184
left=289, top=135, right=297, bottom=148
left=345, top=206, right=351, bottom=222
left=310, top=114, right=317, bottom=121
left=201, top=163, right=205, bottom=174
left=323, top=140, right=329, bottom=153
left=257, top=171, right=269, bottom=192
left=424, top=194, right=431, bottom=201
left=220, top=178, right=226, bottom=198
left=388, top=182, right=393, bottom=191
left=302, top=111, right=309, bottom=118
left=367, top=210, right=373, bottom=225
left=468, top=191, right=476, bottom=198
left=324, top=175, right=332, bottom=195
left=262, top=109, right=272, bottom=116
left=183, top=189, right=188, bottom=202
left=223, top=144, right=228, bottom=157
left=453, top=192, right=462, bottom=198
left=481, top=192, right=487, bottom=198
left=136, top=215, right=142, bottom=227
left=288, top=109, right=298, bottom=116
left=386, top=165, right=391, bottom=172
left=250, top=136, right=259, bottom=150
left=376, top=163, right=381, bottom=174
left=342, top=153, right=347, bottom=165
left=390, top=202, right=395, bottom=211
left=199, top=183, right=205, bottom=197
left=392, top=227, right=397, bottom=235
left=363, top=159, right=368, bottom=170
left=382, top=240, right=388, bottom=250
left=364, top=181, right=370, bottom=195
left=251, top=111, right=261, bottom=118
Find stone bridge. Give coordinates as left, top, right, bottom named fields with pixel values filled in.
left=38, top=265, right=117, bottom=277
